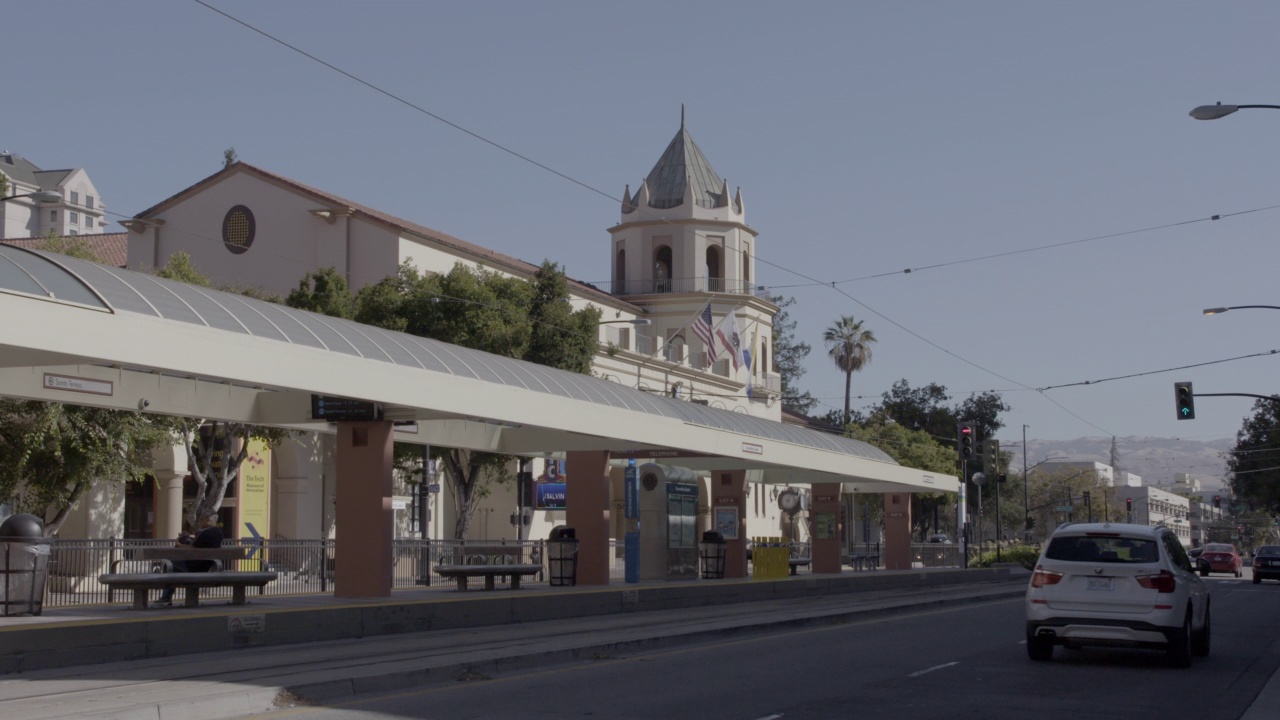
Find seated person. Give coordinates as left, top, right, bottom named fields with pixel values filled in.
left=156, top=511, right=224, bottom=607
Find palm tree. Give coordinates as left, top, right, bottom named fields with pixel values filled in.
left=823, top=315, right=876, bottom=426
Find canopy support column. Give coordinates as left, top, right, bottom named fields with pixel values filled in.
left=884, top=492, right=913, bottom=570
left=566, top=450, right=611, bottom=585
left=334, top=420, right=394, bottom=598
left=810, top=483, right=843, bottom=573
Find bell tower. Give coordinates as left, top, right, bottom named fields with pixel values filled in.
left=609, top=109, right=754, bottom=298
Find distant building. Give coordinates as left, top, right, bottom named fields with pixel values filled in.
left=1115, top=470, right=1142, bottom=487
left=1169, top=473, right=1203, bottom=494
left=1115, top=485, right=1191, bottom=545
left=1038, top=461, right=1116, bottom=487
left=0, top=152, right=109, bottom=238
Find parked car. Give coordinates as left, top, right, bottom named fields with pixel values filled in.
left=1025, top=522, right=1210, bottom=667
left=1253, top=545, right=1280, bottom=584
left=927, top=533, right=951, bottom=544
left=1198, top=543, right=1242, bottom=578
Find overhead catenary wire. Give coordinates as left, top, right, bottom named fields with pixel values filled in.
left=182, top=1, right=1261, bottom=438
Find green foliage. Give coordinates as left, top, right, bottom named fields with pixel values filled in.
left=223, top=147, right=238, bottom=169
left=287, top=267, right=355, bottom=319
left=969, top=543, right=1041, bottom=570
left=868, top=379, right=1009, bottom=444
left=298, top=259, right=599, bottom=539
left=1229, top=398, right=1280, bottom=514
left=33, top=232, right=102, bottom=262
left=850, top=416, right=956, bottom=539
left=823, top=315, right=876, bottom=424
left=767, top=294, right=816, bottom=415
left=155, top=251, right=211, bottom=286
left=0, top=400, right=177, bottom=535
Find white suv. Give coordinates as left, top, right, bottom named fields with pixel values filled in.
left=1025, top=522, right=1209, bottom=667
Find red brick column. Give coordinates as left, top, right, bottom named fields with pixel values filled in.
left=334, top=420, right=394, bottom=598
left=810, top=483, right=843, bottom=573
left=883, top=492, right=914, bottom=570
left=565, top=450, right=611, bottom=585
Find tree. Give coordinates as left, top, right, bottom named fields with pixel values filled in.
left=766, top=294, right=816, bottom=415
left=849, top=415, right=957, bottom=541
left=823, top=315, right=876, bottom=426
left=0, top=400, right=176, bottom=536
left=151, top=252, right=293, bottom=528
left=223, top=147, right=238, bottom=169
left=287, top=267, right=356, bottom=319
left=1228, top=398, right=1280, bottom=514
left=872, top=380, right=954, bottom=440
left=339, top=261, right=599, bottom=539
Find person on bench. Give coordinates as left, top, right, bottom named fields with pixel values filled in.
left=156, top=510, right=223, bottom=607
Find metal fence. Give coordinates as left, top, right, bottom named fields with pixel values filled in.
left=41, top=537, right=638, bottom=608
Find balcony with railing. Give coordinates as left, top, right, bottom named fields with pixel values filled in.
left=607, top=277, right=756, bottom=296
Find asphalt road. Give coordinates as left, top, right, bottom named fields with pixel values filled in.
left=252, top=574, right=1280, bottom=720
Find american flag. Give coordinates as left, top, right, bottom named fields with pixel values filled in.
left=691, top=302, right=716, bottom=362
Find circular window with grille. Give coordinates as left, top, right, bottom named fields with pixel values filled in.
left=221, top=205, right=255, bottom=254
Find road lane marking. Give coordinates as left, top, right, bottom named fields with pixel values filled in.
left=909, top=661, right=959, bottom=677
left=753, top=715, right=783, bottom=720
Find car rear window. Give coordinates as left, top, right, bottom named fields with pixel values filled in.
left=1045, top=535, right=1160, bottom=563
left=1256, top=546, right=1280, bottom=557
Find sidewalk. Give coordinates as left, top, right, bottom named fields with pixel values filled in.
left=0, top=568, right=1023, bottom=720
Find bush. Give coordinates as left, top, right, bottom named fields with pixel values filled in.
left=970, top=544, right=1041, bottom=570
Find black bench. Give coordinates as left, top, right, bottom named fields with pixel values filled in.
left=788, top=558, right=811, bottom=576
left=435, top=544, right=542, bottom=591
left=97, top=571, right=278, bottom=610
left=847, top=553, right=880, bottom=571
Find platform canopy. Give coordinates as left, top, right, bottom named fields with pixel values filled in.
left=0, top=246, right=956, bottom=494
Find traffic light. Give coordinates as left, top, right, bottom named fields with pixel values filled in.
left=1025, top=516, right=1036, bottom=531
left=957, top=422, right=977, bottom=463
left=1126, top=498, right=1133, bottom=512
left=983, top=438, right=1000, bottom=475
left=1213, top=495, right=1221, bottom=509
left=1175, top=381, right=1195, bottom=420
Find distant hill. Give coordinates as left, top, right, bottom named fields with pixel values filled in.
left=1000, top=435, right=1235, bottom=490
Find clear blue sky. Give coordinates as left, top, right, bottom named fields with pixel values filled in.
left=7, top=1, right=1280, bottom=443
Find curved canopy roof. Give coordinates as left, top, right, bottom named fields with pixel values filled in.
left=0, top=245, right=955, bottom=491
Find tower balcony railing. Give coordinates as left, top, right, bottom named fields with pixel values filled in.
left=607, top=278, right=756, bottom=296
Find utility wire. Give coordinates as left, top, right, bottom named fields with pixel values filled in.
left=1037, top=349, right=1280, bottom=391
left=767, top=204, right=1280, bottom=289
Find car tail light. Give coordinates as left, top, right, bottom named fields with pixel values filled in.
left=1031, top=566, right=1063, bottom=588
left=1136, top=569, right=1177, bottom=593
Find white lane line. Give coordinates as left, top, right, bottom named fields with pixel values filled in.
left=909, top=661, right=959, bottom=677
left=753, top=715, right=783, bottom=720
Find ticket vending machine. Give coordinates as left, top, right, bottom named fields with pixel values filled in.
left=637, top=463, right=699, bottom=581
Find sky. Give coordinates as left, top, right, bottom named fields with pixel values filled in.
left=5, top=1, right=1280, bottom=446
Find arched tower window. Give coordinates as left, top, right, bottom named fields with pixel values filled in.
left=742, top=242, right=751, bottom=293
left=654, top=245, right=672, bottom=293
left=615, top=248, right=626, bottom=295
left=706, top=246, right=722, bottom=292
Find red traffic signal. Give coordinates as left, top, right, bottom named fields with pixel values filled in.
left=1126, top=498, right=1133, bottom=511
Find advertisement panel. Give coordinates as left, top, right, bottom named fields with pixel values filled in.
left=238, top=438, right=271, bottom=545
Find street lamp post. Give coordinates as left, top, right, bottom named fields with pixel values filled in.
left=1190, top=103, right=1280, bottom=120
left=1203, top=306, right=1280, bottom=315
left=1, top=191, right=62, bottom=204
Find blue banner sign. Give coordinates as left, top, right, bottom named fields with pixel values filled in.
left=536, top=482, right=566, bottom=510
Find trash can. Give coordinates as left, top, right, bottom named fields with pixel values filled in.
left=547, top=526, right=579, bottom=587
left=700, top=530, right=726, bottom=579
left=0, top=513, right=51, bottom=616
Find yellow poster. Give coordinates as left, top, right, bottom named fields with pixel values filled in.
left=238, top=438, right=271, bottom=546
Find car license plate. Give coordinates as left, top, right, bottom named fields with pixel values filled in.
left=1087, top=577, right=1114, bottom=591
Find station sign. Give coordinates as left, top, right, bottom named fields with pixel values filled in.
left=311, top=394, right=382, bottom=421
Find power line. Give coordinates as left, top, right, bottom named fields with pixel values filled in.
left=1037, top=349, right=1280, bottom=391
left=766, top=204, right=1280, bottom=289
